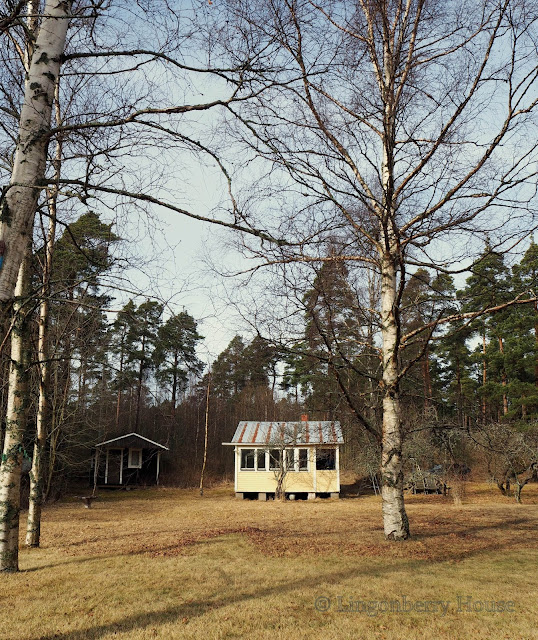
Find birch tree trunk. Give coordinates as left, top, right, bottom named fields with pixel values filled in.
left=378, top=25, right=410, bottom=540
left=26, top=94, right=61, bottom=546
left=0, top=248, right=32, bottom=571
left=218, top=0, right=538, bottom=541
left=24, top=284, right=50, bottom=545
left=199, top=371, right=211, bottom=496
left=380, top=251, right=409, bottom=540
left=0, top=0, right=71, bottom=304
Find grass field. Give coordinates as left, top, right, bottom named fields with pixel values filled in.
left=3, top=482, right=538, bottom=640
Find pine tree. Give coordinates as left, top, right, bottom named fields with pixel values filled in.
left=458, top=244, right=512, bottom=422
left=504, top=240, right=538, bottom=417
left=211, top=336, right=248, bottom=399
left=153, top=311, right=204, bottom=417
left=124, top=300, right=163, bottom=431
left=302, top=259, right=364, bottom=418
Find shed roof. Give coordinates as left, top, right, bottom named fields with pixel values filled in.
left=226, top=421, right=343, bottom=446
left=95, top=433, right=169, bottom=450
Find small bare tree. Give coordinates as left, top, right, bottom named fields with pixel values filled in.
left=478, top=423, right=538, bottom=503
left=261, top=422, right=308, bottom=500
left=268, top=428, right=296, bottom=501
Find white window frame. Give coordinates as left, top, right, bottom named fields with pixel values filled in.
left=238, top=448, right=310, bottom=471
left=128, top=448, right=142, bottom=469
left=315, top=447, right=337, bottom=471
left=256, top=449, right=267, bottom=471
left=240, top=448, right=256, bottom=470
left=268, top=448, right=281, bottom=470
left=296, top=448, right=309, bottom=472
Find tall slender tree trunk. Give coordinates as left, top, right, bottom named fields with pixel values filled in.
left=482, top=332, right=487, bottom=425
left=199, top=371, right=211, bottom=496
left=498, top=336, right=508, bottom=415
left=171, top=352, right=178, bottom=418
left=379, top=251, right=410, bottom=540
left=378, top=34, right=409, bottom=539
left=0, top=0, right=72, bottom=304
left=128, top=386, right=134, bottom=430
left=534, top=300, right=538, bottom=386
left=115, top=335, right=125, bottom=430
left=135, top=334, right=146, bottom=431
left=115, top=388, right=122, bottom=430
left=25, top=217, right=53, bottom=546
left=44, top=345, right=70, bottom=502
left=0, top=247, right=32, bottom=571
left=456, top=359, right=464, bottom=427
left=422, top=345, right=432, bottom=411
left=26, top=86, right=61, bottom=546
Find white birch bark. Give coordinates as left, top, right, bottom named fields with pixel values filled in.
left=199, top=371, right=211, bottom=496
left=0, top=0, right=71, bottom=303
left=0, top=248, right=32, bottom=571
left=26, top=125, right=59, bottom=546
left=380, top=251, right=409, bottom=540
left=378, top=22, right=410, bottom=541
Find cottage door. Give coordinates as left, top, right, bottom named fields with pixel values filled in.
left=106, top=449, right=123, bottom=484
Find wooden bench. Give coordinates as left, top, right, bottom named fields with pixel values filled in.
left=79, top=496, right=98, bottom=508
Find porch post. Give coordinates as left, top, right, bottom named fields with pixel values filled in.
left=336, top=446, right=340, bottom=493
left=313, top=447, right=317, bottom=494
left=93, top=448, right=100, bottom=489
left=234, top=446, right=238, bottom=493
left=105, top=448, right=109, bottom=484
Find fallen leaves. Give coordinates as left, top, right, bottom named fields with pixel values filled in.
left=34, top=484, right=538, bottom=565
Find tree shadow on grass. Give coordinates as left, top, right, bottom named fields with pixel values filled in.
left=29, top=553, right=398, bottom=640
left=22, top=554, right=123, bottom=573
left=409, top=516, right=538, bottom=542
left=29, top=530, right=538, bottom=640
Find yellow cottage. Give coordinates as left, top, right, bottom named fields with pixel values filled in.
left=223, top=420, right=343, bottom=500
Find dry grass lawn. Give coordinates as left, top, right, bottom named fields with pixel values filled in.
left=3, top=482, right=538, bottom=640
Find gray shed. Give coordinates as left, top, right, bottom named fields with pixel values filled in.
left=92, top=433, right=169, bottom=487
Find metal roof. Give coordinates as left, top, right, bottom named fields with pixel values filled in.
left=226, top=421, right=343, bottom=445
left=95, top=432, right=169, bottom=450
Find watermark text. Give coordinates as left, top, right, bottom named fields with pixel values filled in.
left=314, top=595, right=515, bottom=616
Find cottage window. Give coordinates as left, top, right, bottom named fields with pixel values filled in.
left=241, top=449, right=255, bottom=469
left=298, top=449, right=308, bottom=471
left=269, top=449, right=280, bottom=469
left=316, top=449, right=336, bottom=470
left=256, top=450, right=266, bottom=470
left=128, top=448, right=142, bottom=469
left=284, top=449, right=293, bottom=470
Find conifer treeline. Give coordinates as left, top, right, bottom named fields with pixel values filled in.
left=1, top=220, right=537, bottom=495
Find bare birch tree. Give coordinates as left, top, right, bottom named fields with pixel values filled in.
left=0, top=0, right=289, bottom=319
left=0, top=0, right=288, bottom=560
left=0, top=0, right=51, bottom=567
left=0, top=0, right=71, bottom=304
left=25, top=78, right=61, bottom=548
left=0, top=244, right=32, bottom=571
left=217, top=0, right=538, bottom=539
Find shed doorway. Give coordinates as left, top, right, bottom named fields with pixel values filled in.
left=106, top=449, right=122, bottom=485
